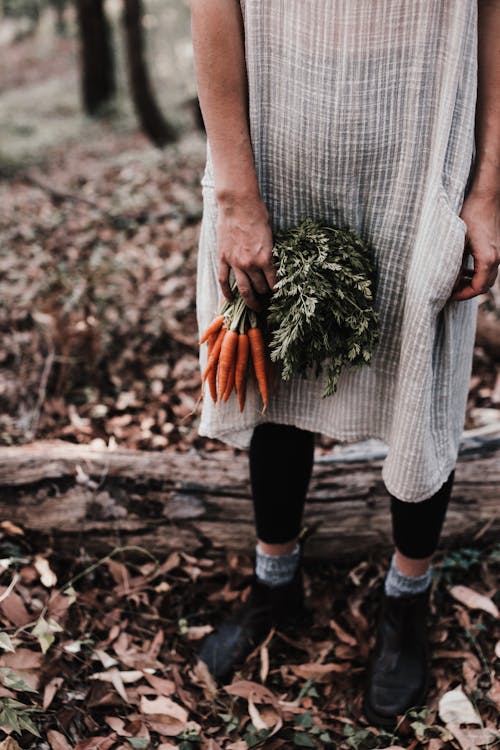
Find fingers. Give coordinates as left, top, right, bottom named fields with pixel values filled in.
left=232, top=267, right=263, bottom=311
left=262, top=262, right=278, bottom=292
left=246, top=267, right=271, bottom=297
left=218, top=259, right=233, bottom=303
left=450, top=256, right=498, bottom=301
left=218, top=255, right=277, bottom=311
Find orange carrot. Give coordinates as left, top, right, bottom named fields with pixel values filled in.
left=199, top=315, right=224, bottom=345
left=202, top=326, right=226, bottom=383
left=235, top=332, right=249, bottom=412
left=217, top=329, right=238, bottom=396
left=206, top=332, right=218, bottom=403
left=222, top=356, right=236, bottom=402
left=248, top=326, right=268, bottom=410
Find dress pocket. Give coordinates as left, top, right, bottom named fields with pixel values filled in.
left=430, top=184, right=468, bottom=313
left=403, top=182, right=468, bottom=316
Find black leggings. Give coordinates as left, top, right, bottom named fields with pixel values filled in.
left=249, top=422, right=454, bottom=558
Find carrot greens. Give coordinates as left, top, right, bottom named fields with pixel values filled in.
left=267, top=218, right=379, bottom=397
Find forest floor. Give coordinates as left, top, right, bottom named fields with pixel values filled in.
left=0, top=12, right=499, bottom=750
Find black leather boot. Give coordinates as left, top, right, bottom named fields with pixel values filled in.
left=197, top=564, right=306, bottom=683
left=363, top=584, right=432, bottom=728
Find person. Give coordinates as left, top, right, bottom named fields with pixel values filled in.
left=190, top=0, right=499, bottom=728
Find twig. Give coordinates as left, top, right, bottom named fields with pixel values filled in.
left=18, top=172, right=190, bottom=227
left=20, top=173, right=100, bottom=209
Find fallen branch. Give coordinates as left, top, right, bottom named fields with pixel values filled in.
left=0, top=429, right=498, bottom=560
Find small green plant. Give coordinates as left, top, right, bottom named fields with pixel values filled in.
left=406, top=707, right=453, bottom=743
left=293, top=711, right=333, bottom=747
left=437, top=547, right=483, bottom=584
left=242, top=723, right=271, bottom=747
left=343, top=724, right=378, bottom=749
left=176, top=726, right=203, bottom=749
left=0, top=698, right=41, bottom=737
left=219, top=711, right=239, bottom=734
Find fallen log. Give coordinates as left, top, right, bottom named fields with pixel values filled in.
left=0, top=427, right=498, bottom=560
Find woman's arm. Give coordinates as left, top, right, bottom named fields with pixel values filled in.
left=190, top=0, right=276, bottom=311
left=451, top=0, right=500, bottom=301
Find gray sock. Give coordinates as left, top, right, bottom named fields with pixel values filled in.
left=384, top=552, right=433, bottom=597
left=255, top=543, right=300, bottom=588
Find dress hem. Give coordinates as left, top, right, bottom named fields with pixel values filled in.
left=197, top=412, right=458, bottom=504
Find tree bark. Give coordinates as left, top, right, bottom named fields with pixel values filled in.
left=76, top=0, right=116, bottom=115
left=0, top=430, right=498, bottom=561
left=122, top=0, right=176, bottom=147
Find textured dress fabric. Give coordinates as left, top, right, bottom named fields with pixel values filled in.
left=195, top=0, right=479, bottom=502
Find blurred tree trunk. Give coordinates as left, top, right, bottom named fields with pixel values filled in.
left=122, top=0, right=176, bottom=147
left=50, top=0, right=68, bottom=35
left=76, top=0, right=116, bottom=115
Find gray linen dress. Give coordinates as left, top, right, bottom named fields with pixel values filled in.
left=195, top=0, right=479, bottom=502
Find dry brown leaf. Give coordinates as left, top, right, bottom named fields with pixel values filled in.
left=0, top=649, right=43, bottom=670
left=225, top=680, right=279, bottom=707
left=142, top=673, right=176, bottom=697
left=154, top=581, right=171, bottom=593
left=462, top=653, right=482, bottom=691
left=487, top=679, right=500, bottom=710
left=93, top=649, right=118, bottom=669
left=105, top=559, right=130, bottom=590
left=43, top=676, right=64, bottom=710
left=0, top=521, right=24, bottom=536
left=433, top=650, right=475, bottom=659
left=146, top=628, right=164, bottom=658
left=260, top=644, right=269, bottom=684
left=157, top=745, right=178, bottom=750
left=89, top=668, right=140, bottom=703
left=427, top=740, right=445, bottom=750
left=449, top=726, right=499, bottom=750
left=0, top=587, right=31, bottom=627
left=47, top=729, right=73, bottom=750
left=259, top=706, right=282, bottom=730
left=495, top=640, right=500, bottom=659
left=0, top=648, right=42, bottom=691
left=184, top=624, right=213, bottom=641
left=334, top=643, right=357, bottom=660
left=449, top=585, right=499, bottom=618
left=104, top=717, right=130, bottom=737
left=145, top=718, right=200, bottom=738
left=34, top=555, right=57, bottom=587
left=190, top=658, right=218, bottom=699
left=74, top=737, right=117, bottom=750
left=205, top=741, right=224, bottom=750
left=139, top=695, right=188, bottom=723
left=248, top=696, right=268, bottom=731
left=329, top=617, right=357, bottom=646
left=289, top=662, right=349, bottom=682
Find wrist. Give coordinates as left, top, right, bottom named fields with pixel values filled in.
left=467, top=180, right=500, bottom=203
left=469, top=157, right=500, bottom=200
left=216, top=185, right=267, bottom=213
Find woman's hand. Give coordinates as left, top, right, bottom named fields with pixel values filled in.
left=217, top=192, right=277, bottom=312
left=449, top=188, right=499, bottom=301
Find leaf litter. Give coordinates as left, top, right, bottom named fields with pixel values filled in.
left=0, top=525, right=497, bottom=749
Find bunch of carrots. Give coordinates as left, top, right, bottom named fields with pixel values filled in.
left=199, top=290, right=273, bottom=413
